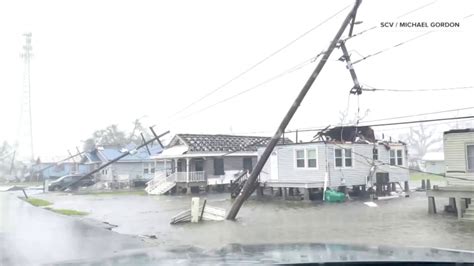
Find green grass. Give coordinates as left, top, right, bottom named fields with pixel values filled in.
left=25, top=198, right=52, bottom=207
left=45, top=207, right=89, bottom=216
left=410, top=172, right=444, bottom=181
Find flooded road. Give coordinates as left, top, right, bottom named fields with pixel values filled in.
left=0, top=192, right=147, bottom=265
left=31, top=190, right=474, bottom=253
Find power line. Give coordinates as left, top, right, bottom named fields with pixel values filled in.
left=362, top=84, right=474, bottom=92
left=286, top=115, right=474, bottom=133
left=167, top=4, right=351, bottom=119
left=345, top=0, right=437, bottom=41
left=287, top=107, right=474, bottom=133
left=175, top=54, right=320, bottom=121
left=352, top=31, right=432, bottom=65
left=332, top=142, right=473, bottom=182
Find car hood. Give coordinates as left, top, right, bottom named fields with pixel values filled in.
left=52, top=242, right=474, bottom=265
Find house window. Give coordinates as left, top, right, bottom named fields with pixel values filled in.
left=373, top=148, right=378, bottom=160
left=144, top=168, right=149, bottom=174
left=390, top=149, right=403, bottom=166
left=307, top=149, right=317, bottom=168
left=294, top=148, right=318, bottom=168
left=467, top=145, right=474, bottom=171
left=214, top=158, right=224, bottom=175
left=243, top=158, right=253, bottom=172
left=296, top=150, right=305, bottom=168
left=335, top=148, right=352, bottom=168
left=195, top=159, right=204, bottom=172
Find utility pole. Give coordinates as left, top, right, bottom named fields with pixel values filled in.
left=226, top=0, right=362, bottom=220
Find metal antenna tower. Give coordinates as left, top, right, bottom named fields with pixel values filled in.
left=17, top=32, right=34, bottom=162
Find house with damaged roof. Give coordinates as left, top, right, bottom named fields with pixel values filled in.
left=258, top=126, right=410, bottom=200
left=146, top=133, right=291, bottom=195
left=82, top=143, right=163, bottom=187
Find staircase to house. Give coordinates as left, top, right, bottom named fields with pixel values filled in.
left=230, top=170, right=249, bottom=198
left=145, top=172, right=176, bottom=195
left=461, top=203, right=474, bottom=222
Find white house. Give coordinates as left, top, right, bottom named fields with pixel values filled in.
left=420, top=152, right=445, bottom=175
left=443, top=129, right=474, bottom=186
left=258, top=126, right=410, bottom=196
left=146, top=133, right=291, bottom=194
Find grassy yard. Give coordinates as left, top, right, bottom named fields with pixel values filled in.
left=25, top=198, right=52, bottom=207
left=45, top=207, right=89, bottom=216
left=410, top=172, right=444, bottom=181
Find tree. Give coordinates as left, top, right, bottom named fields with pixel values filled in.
left=82, top=121, right=153, bottom=151
left=399, top=123, right=442, bottom=166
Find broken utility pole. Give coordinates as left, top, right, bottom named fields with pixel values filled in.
left=339, top=40, right=362, bottom=95
left=65, top=129, right=170, bottom=189
left=226, top=0, right=362, bottom=220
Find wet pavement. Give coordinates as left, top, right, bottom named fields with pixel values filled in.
left=2, top=186, right=474, bottom=265
left=0, top=192, right=147, bottom=265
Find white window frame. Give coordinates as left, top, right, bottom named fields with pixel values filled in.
left=466, top=144, right=474, bottom=172
left=334, top=147, right=353, bottom=168
left=372, top=147, right=379, bottom=161
left=389, top=148, right=404, bottom=166
left=294, top=147, right=319, bottom=169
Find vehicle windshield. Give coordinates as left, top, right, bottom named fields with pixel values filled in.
left=1, top=0, right=474, bottom=265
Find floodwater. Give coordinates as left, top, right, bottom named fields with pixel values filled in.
left=0, top=192, right=147, bottom=266
left=30, top=189, right=474, bottom=253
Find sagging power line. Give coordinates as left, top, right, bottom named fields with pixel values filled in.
left=168, top=4, right=351, bottom=119
left=361, top=84, right=474, bottom=92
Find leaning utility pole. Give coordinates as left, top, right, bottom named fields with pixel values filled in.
left=226, top=0, right=362, bottom=220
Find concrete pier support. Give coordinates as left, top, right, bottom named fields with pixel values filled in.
left=421, top=179, right=426, bottom=190
left=283, top=188, right=288, bottom=200
left=303, top=188, right=311, bottom=202
left=455, top=197, right=463, bottom=220
left=426, top=179, right=431, bottom=190
left=428, top=196, right=437, bottom=214
left=404, top=181, right=409, bottom=192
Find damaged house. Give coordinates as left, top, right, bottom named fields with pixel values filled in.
left=82, top=144, right=163, bottom=186
left=146, top=133, right=291, bottom=195
left=258, top=126, right=410, bottom=198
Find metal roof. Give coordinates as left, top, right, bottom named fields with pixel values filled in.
left=172, top=134, right=292, bottom=152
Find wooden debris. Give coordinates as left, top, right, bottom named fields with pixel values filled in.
left=170, top=198, right=225, bottom=225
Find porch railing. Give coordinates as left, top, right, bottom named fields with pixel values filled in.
left=172, top=171, right=206, bottom=182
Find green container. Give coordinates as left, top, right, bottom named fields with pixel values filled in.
left=324, top=189, right=346, bottom=202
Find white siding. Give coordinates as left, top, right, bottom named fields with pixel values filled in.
left=259, top=142, right=409, bottom=188
left=443, top=131, right=474, bottom=186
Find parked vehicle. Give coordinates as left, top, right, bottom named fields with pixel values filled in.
left=48, top=174, right=94, bottom=191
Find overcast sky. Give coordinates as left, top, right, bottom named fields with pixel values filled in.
left=0, top=0, right=473, bottom=161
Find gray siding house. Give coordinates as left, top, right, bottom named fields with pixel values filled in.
left=82, top=144, right=163, bottom=184
left=443, top=129, right=474, bottom=186
left=258, top=127, right=409, bottom=192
